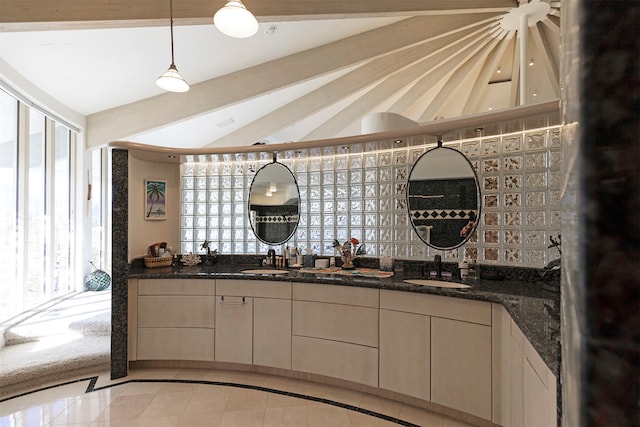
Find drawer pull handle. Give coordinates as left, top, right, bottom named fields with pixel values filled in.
left=220, top=296, right=246, bottom=304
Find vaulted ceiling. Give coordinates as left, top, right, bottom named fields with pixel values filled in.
left=0, top=0, right=560, bottom=149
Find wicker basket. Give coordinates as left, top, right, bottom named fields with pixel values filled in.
left=144, top=256, right=173, bottom=268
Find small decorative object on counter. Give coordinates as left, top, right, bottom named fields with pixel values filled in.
left=332, top=237, right=366, bottom=270
left=380, top=256, right=394, bottom=272
left=144, top=241, right=173, bottom=268
left=540, top=235, right=561, bottom=292
left=200, top=239, right=218, bottom=265
left=180, top=252, right=202, bottom=266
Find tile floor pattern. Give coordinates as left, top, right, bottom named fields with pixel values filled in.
left=0, top=368, right=474, bottom=427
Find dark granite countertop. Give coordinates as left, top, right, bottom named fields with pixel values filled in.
left=128, top=260, right=561, bottom=376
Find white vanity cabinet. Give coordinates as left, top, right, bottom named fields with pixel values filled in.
left=135, top=279, right=216, bottom=361
left=127, top=276, right=556, bottom=426
left=509, top=312, right=557, bottom=427
left=214, top=294, right=253, bottom=364
left=253, top=297, right=292, bottom=369
left=292, top=283, right=379, bottom=387
left=379, top=308, right=431, bottom=400
left=215, top=280, right=292, bottom=369
left=380, top=290, right=492, bottom=421
left=493, top=304, right=557, bottom=427
left=431, top=317, right=492, bottom=420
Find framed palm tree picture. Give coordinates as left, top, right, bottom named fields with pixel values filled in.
left=145, top=179, right=167, bottom=220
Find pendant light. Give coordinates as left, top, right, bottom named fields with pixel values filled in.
left=213, top=1, right=259, bottom=39
left=156, top=0, right=190, bottom=92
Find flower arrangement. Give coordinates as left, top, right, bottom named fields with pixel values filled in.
left=332, top=238, right=366, bottom=269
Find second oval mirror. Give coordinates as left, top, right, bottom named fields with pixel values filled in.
left=248, top=161, right=300, bottom=245
left=407, top=143, right=481, bottom=250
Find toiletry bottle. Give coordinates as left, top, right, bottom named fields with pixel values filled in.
left=458, top=259, right=469, bottom=280
left=468, top=259, right=478, bottom=280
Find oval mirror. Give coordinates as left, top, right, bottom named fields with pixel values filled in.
left=407, top=143, right=481, bottom=250
left=248, top=161, right=300, bottom=245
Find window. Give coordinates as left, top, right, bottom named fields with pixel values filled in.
left=0, top=89, right=18, bottom=318
left=0, top=88, right=80, bottom=322
left=26, top=110, right=46, bottom=306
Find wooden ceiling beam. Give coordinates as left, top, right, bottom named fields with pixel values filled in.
left=205, top=23, right=482, bottom=147
left=462, top=35, right=512, bottom=114
left=302, top=28, right=485, bottom=140
left=0, top=0, right=513, bottom=31
left=87, top=13, right=498, bottom=148
left=419, top=37, right=495, bottom=122
left=389, top=26, right=491, bottom=115
left=530, top=25, right=560, bottom=96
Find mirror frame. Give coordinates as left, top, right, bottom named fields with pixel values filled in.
left=248, top=159, right=300, bottom=246
left=406, top=142, right=481, bottom=250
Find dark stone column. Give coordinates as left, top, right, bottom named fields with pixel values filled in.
left=110, top=149, right=129, bottom=379
left=562, top=2, right=639, bottom=426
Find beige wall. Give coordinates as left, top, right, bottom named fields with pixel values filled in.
left=128, top=155, right=180, bottom=261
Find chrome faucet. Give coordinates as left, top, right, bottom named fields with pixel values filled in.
left=267, top=248, right=276, bottom=267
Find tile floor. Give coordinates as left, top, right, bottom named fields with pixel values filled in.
left=0, top=368, right=474, bottom=426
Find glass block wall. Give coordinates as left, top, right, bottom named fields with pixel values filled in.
left=180, top=125, right=561, bottom=267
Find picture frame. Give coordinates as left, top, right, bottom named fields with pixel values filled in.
left=145, top=179, right=167, bottom=220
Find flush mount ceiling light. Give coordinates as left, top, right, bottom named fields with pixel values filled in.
left=156, top=0, right=190, bottom=92
left=214, top=1, right=259, bottom=38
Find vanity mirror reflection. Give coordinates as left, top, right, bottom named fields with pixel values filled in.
left=407, top=142, right=480, bottom=250
left=248, top=159, right=300, bottom=245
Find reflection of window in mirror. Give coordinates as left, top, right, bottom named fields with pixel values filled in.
left=407, top=145, right=480, bottom=250
left=248, top=162, right=300, bottom=245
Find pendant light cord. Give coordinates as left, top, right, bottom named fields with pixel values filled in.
left=169, top=0, right=176, bottom=66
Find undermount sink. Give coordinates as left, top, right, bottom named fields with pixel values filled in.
left=403, top=279, right=471, bottom=289
left=241, top=269, right=289, bottom=275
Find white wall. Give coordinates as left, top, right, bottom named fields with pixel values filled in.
left=128, top=155, right=180, bottom=261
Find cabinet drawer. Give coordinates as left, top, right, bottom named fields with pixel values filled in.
left=138, top=295, right=215, bottom=328
left=293, top=300, right=378, bottom=347
left=292, top=336, right=378, bottom=387
left=216, top=279, right=291, bottom=299
left=138, top=279, right=215, bottom=296
left=137, top=327, right=214, bottom=361
left=380, top=290, right=491, bottom=325
left=293, top=283, right=379, bottom=308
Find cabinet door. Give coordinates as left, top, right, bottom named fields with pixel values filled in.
left=431, top=317, right=492, bottom=420
left=254, top=298, right=291, bottom=369
left=379, top=309, right=430, bottom=400
left=215, top=295, right=253, bottom=364
left=510, top=318, right=557, bottom=427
